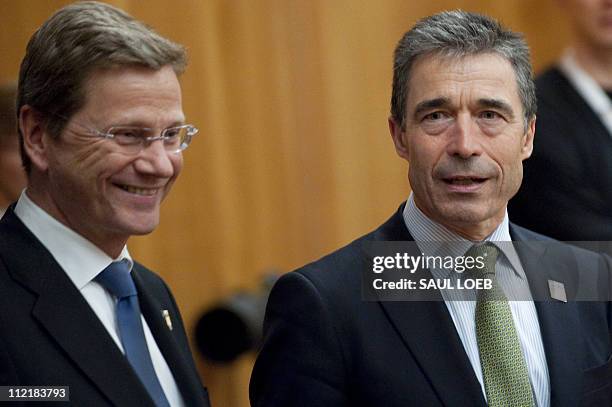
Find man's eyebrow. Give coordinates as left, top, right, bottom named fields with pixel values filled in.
left=412, top=97, right=451, bottom=119
left=477, top=98, right=515, bottom=119
left=105, top=118, right=186, bottom=128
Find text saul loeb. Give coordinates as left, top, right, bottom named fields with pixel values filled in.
left=370, top=253, right=492, bottom=291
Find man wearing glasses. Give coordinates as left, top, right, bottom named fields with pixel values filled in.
left=0, top=2, right=209, bottom=406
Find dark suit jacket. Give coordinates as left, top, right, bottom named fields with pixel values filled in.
left=250, top=205, right=612, bottom=407
left=0, top=207, right=210, bottom=406
left=509, top=66, right=612, bottom=241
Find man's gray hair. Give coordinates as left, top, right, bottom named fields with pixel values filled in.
left=391, top=10, right=536, bottom=129
left=17, top=0, right=187, bottom=173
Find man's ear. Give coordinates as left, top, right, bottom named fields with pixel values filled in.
left=19, top=105, right=51, bottom=172
left=388, top=116, right=409, bottom=160
left=520, top=116, right=536, bottom=160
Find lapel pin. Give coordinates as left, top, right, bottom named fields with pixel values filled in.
left=162, top=309, right=173, bottom=330
left=548, top=280, right=567, bottom=303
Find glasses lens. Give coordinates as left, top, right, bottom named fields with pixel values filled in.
left=107, top=127, right=146, bottom=154
left=107, top=125, right=197, bottom=153
left=165, top=125, right=198, bottom=152
left=163, top=126, right=188, bottom=152
left=109, top=127, right=147, bottom=145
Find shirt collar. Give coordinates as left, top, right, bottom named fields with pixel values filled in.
left=559, top=49, right=612, bottom=134
left=402, top=193, right=524, bottom=279
left=14, top=190, right=133, bottom=290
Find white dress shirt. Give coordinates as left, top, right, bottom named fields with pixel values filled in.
left=14, top=190, right=185, bottom=407
left=559, top=49, right=612, bottom=137
left=403, top=194, right=550, bottom=407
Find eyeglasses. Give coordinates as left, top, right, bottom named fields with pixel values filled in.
left=51, top=113, right=198, bottom=154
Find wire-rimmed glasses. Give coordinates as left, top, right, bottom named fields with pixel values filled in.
left=50, top=112, right=198, bottom=154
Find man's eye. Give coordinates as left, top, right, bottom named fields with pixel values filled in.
left=423, top=111, right=447, bottom=121
left=164, top=128, right=181, bottom=138
left=480, top=111, right=500, bottom=120
left=113, top=129, right=142, bottom=138
left=109, top=128, right=145, bottom=145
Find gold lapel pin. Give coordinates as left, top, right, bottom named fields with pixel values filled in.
left=162, top=310, right=173, bottom=330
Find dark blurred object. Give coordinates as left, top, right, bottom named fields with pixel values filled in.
left=0, top=83, right=27, bottom=215
left=509, top=0, right=612, bottom=241
left=195, top=273, right=279, bottom=363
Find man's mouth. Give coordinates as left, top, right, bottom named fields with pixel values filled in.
left=442, top=176, right=487, bottom=185
left=115, top=184, right=159, bottom=196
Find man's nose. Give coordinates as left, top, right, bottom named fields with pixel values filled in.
left=446, top=114, right=483, bottom=158
left=133, top=140, right=176, bottom=177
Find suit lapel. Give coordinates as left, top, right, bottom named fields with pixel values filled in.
left=511, top=225, right=583, bottom=407
left=371, top=210, right=588, bottom=406
left=133, top=270, right=209, bottom=407
left=0, top=209, right=155, bottom=406
left=373, top=207, right=486, bottom=407
left=379, top=300, right=486, bottom=406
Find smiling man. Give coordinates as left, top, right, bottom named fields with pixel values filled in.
left=250, top=11, right=612, bottom=407
left=0, top=2, right=209, bottom=406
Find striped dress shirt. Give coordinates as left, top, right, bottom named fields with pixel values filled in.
left=403, top=194, right=550, bottom=407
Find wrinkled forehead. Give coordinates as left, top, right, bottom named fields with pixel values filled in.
left=406, top=52, right=522, bottom=109
left=78, top=65, right=185, bottom=127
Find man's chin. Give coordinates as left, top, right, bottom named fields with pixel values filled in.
left=435, top=205, right=492, bottom=227
left=117, top=216, right=160, bottom=236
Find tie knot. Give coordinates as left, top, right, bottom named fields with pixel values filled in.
left=465, top=242, right=499, bottom=277
left=95, top=259, right=137, bottom=299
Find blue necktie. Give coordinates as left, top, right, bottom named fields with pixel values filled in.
left=96, top=260, right=171, bottom=407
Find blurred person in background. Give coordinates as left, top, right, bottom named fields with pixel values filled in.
left=0, top=83, right=27, bottom=217
left=0, top=2, right=210, bottom=406
left=509, top=0, right=612, bottom=240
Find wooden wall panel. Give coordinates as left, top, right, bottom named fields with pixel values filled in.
left=0, top=1, right=571, bottom=406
